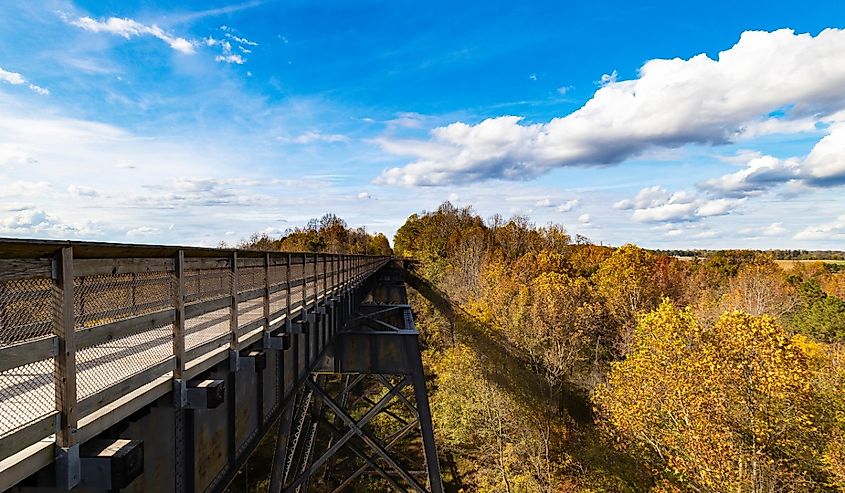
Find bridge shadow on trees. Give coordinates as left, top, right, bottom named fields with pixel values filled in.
left=403, top=266, right=591, bottom=422
left=402, top=265, right=653, bottom=490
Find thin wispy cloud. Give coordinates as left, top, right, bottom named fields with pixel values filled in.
left=277, top=131, right=351, bottom=144
left=206, top=27, right=257, bottom=64
left=68, top=16, right=196, bottom=54
left=168, top=1, right=268, bottom=24
left=0, top=67, right=49, bottom=95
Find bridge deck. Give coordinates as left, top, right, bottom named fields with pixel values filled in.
left=0, top=239, right=388, bottom=491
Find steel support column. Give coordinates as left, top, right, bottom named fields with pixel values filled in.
left=268, top=262, right=443, bottom=493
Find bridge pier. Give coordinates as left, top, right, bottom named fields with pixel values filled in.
left=268, top=264, right=444, bottom=493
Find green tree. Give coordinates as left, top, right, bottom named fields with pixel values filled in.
left=791, top=280, right=845, bottom=343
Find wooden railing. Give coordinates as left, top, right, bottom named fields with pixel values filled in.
left=0, top=238, right=388, bottom=473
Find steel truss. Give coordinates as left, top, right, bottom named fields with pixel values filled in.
left=268, top=265, right=443, bottom=493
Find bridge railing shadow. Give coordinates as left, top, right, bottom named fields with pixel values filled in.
left=401, top=262, right=655, bottom=490
left=401, top=264, right=593, bottom=422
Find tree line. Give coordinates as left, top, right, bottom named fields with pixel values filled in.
left=229, top=213, right=392, bottom=255
left=655, top=249, right=845, bottom=262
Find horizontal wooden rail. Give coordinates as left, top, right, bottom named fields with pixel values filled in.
left=0, top=336, right=56, bottom=373
left=75, top=309, right=177, bottom=349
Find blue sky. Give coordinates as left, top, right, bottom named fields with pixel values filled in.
left=1, top=1, right=845, bottom=248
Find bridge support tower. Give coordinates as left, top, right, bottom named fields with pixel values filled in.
left=268, top=264, right=443, bottom=493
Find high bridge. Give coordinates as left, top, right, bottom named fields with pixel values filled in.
left=0, top=239, right=443, bottom=493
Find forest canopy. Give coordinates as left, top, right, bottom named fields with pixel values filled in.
left=397, top=201, right=845, bottom=492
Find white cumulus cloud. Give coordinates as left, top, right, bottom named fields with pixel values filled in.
left=376, top=28, right=845, bottom=186
left=739, top=222, right=788, bottom=237
left=615, top=186, right=743, bottom=223
left=701, top=123, right=845, bottom=196
left=556, top=199, right=579, bottom=212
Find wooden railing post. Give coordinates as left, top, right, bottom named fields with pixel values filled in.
left=54, top=246, right=79, bottom=489
left=344, top=255, right=349, bottom=288
left=285, top=253, right=292, bottom=332
left=332, top=254, right=337, bottom=293
left=311, top=253, right=318, bottom=308
left=301, top=253, right=307, bottom=311
left=300, top=253, right=309, bottom=367
left=264, top=253, right=271, bottom=332
left=321, top=254, right=327, bottom=299
left=321, top=254, right=328, bottom=347
left=174, top=250, right=186, bottom=381
left=230, top=252, right=239, bottom=370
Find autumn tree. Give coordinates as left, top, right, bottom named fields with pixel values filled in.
left=823, top=271, right=845, bottom=300
left=594, top=301, right=839, bottom=491
left=593, top=245, right=666, bottom=355
left=367, top=232, right=392, bottom=255
left=431, top=344, right=568, bottom=493
left=236, top=213, right=393, bottom=255
left=525, top=271, right=609, bottom=393
left=720, top=261, right=796, bottom=321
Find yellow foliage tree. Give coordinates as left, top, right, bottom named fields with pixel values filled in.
left=430, top=344, right=569, bottom=493
left=593, top=245, right=665, bottom=355
left=594, top=301, right=838, bottom=491
left=527, top=271, right=608, bottom=392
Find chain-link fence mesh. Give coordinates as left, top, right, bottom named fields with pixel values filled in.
left=71, top=270, right=175, bottom=416
left=184, top=267, right=231, bottom=304
left=74, top=271, right=173, bottom=329
left=76, top=320, right=173, bottom=406
left=289, top=262, right=305, bottom=284
left=184, top=268, right=232, bottom=349
left=268, top=263, right=289, bottom=317
left=0, top=272, right=58, bottom=439
left=184, top=267, right=232, bottom=352
left=237, top=265, right=265, bottom=292
left=289, top=286, right=305, bottom=314
left=289, top=260, right=306, bottom=313
left=0, top=277, right=56, bottom=345
left=186, top=306, right=230, bottom=350
left=238, top=297, right=264, bottom=332
left=237, top=265, right=265, bottom=330
left=0, top=358, right=55, bottom=436
left=301, top=260, right=313, bottom=306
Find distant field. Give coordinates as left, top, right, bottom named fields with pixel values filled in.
left=672, top=257, right=845, bottom=270
left=775, top=259, right=845, bottom=270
